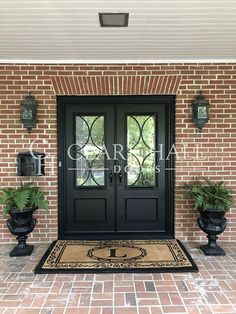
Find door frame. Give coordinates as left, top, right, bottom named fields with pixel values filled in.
left=57, top=95, right=175, bottom=239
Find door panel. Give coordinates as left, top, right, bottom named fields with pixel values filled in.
left=126, top=115, right=156, bottom=187
left=116, top=105, right=166, bottom=232
left=75, top=115, right=105, bottom=187
left=64, top=104, right=115, bottom=234
left=58, top=96, right=175, bottom=239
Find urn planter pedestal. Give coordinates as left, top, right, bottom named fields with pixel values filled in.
left=197, top=208, right=227, bottom=256
left=7, top=209, right=36, bottom=257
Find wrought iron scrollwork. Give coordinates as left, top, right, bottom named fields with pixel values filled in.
left=76, top=115, right=105, bottom=187
left=127, top=115, right=156, bottom=187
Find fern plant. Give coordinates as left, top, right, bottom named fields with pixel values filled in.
left=180, top=178, right=233, bottom=212
left=0, top=182, right=48, bottom=216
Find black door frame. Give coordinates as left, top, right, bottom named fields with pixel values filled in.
left=57, top=95, right=175, bottom=239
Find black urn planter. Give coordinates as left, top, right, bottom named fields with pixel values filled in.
left=197, top=208, right=227, bottom=256
left=7, top=208, right=37, bottom=257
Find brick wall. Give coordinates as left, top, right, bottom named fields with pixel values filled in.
left=0, top=63, right=236, bottom=243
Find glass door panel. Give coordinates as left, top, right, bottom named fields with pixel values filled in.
left=127, top=115, right=156, bottom=187
left=75, top=115, right=105, bottom=187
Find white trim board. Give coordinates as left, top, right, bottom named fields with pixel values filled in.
left=0, top=59, right=236, bottom=64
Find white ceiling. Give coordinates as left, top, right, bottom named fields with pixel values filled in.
left=1, top=0, right=236, bottom=63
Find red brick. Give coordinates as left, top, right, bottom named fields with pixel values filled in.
left=0, top=63, right=236, bottom=243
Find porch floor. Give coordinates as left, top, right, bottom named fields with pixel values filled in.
left=0, top=242, right=235, bottom=314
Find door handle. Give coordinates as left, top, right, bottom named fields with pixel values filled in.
left=118, top=171, right=123, bottom=184
left=109, top=170, right=113, bottom=185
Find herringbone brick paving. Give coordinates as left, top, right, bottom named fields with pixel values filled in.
left=0, top=242, right=235, bottom=314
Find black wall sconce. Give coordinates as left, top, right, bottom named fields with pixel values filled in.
left=20, top=91, right=38, bottom=133
left=192, top=91, right=209, bottom=131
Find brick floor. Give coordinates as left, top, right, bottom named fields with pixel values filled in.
left=0, top=242, right=235, bottom=313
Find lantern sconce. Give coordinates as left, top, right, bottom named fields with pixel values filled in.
left=192, top=91, right=209, bottom=131
left=20, top=91, right=38, bottom=133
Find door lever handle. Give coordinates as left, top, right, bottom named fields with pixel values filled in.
left=118, top=171, right=123, bottom=184
left=109, top=171, right=113, bottom=184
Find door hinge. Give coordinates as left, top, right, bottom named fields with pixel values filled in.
left=58, top=161, right=62, bottom=167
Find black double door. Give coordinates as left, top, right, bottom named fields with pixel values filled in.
left=58, top=96, right=175, bottom=239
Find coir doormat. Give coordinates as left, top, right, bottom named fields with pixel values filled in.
left=34, top=239, right=198, bottom=274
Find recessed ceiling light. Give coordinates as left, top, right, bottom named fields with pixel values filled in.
left=99, top=13, right=129, bottom=27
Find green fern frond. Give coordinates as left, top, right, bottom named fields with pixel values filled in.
left=179, top=178, right=234, bottom=212
left=14, top=189, right=31, bottom=210
left=0, top=183, right=48, bottom=215
left=30, top=191, right=48, bottom=209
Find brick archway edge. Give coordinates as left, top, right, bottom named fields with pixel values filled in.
left=51, top=75, right=181, bottom=95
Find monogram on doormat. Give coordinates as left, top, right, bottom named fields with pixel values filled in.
left=34, top=239, right=198, bottom=273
